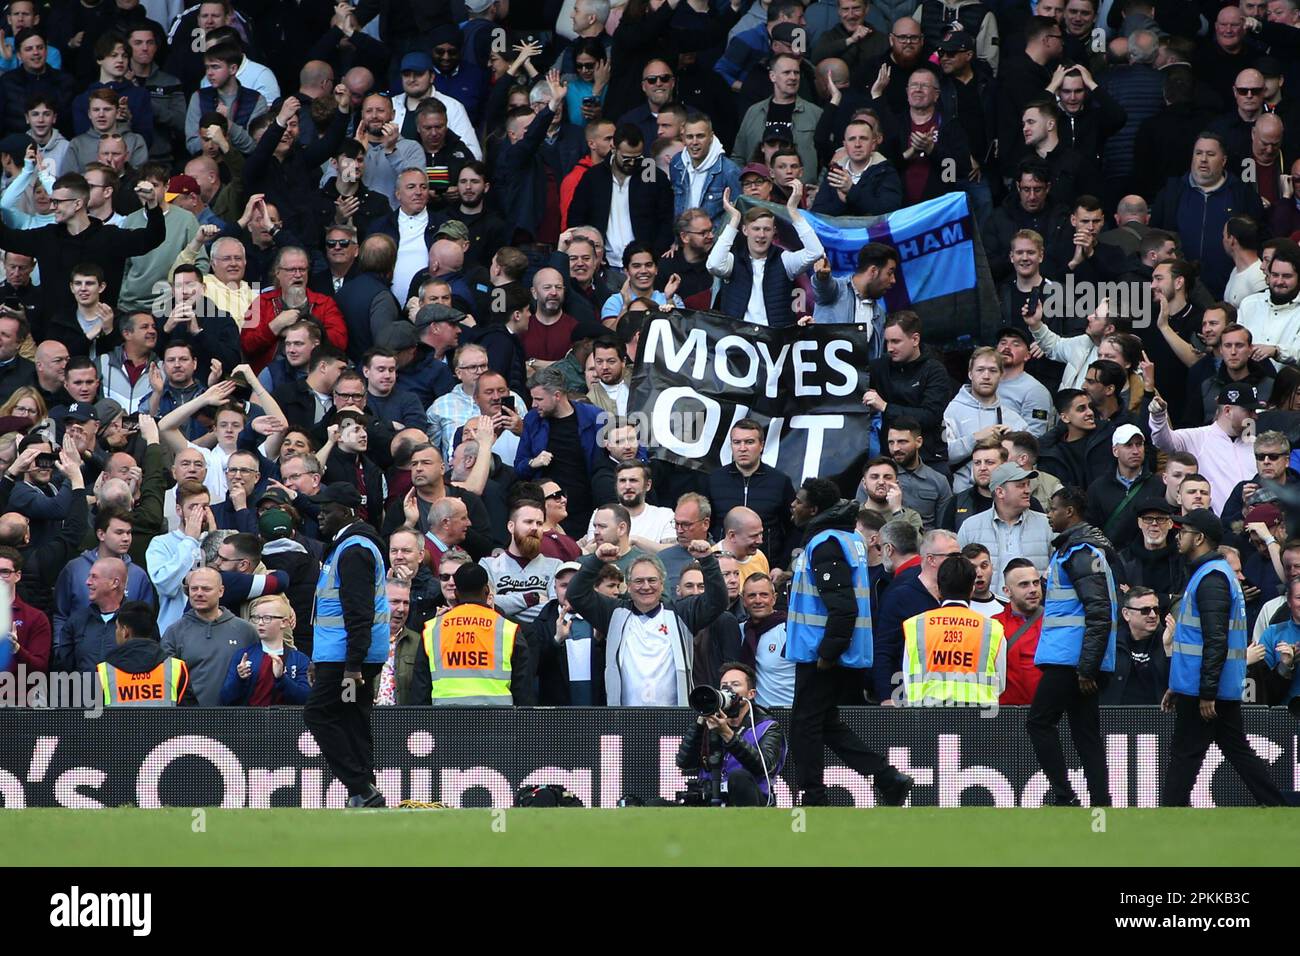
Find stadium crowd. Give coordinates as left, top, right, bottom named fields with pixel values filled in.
left=0, top=0, right=1298, bottom=716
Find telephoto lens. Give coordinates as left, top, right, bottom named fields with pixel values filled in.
left=688, top=686, right=739, bottom=715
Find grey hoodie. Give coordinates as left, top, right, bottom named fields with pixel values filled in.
left=161, top=608, right=257, bottom=706
left=942, top=384, right=1028, bottom=493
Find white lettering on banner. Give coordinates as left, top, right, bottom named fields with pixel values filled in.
left=642, top=322, right=708, bottom=378
left=650, top=387, right=722, bottom=458
left=823, top=341, right=857, bottom=396
left=0, top=719, right=1292, bottom=809
left=713, top=335, right=759, bottom=389
left=788, top=415, right=844, bottom=484
left=754, top=340, right=792, bottom=398
left=791, top=340, right=820, bottom=395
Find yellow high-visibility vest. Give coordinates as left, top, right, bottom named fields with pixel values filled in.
left=422, top=604, right=514, bottom=705
left=902, top=604, right=1004, bottom=705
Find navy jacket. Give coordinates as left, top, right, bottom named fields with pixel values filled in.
left=1150, top=173, right=1265, bottom=297
left=872, top=565, right=937, bottom=702
left=514, top=401, right=604, bottom=481
left=566, top=158, right=676, bottom=257
left=220, top=642, right=311, bottom=705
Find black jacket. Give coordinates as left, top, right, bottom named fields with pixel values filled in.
left=1187, top=550, right=1233, bottom=700
left=0, top=65, right=76, bottom=136
left=1132, top=101, right=1219, bottom=201
left=706, top=462, right=796, bottom=569
left=675, top=702, right=785, bottom=788
left=1053, top=521, right=1124, bottom=680
left=1057, top=88, right=1128, bottom=170
left=1083, top=469, right=1164, bottom=552
left=261, top=546, right=321, bottom=655
left=104, top=638, right=198, bottom=705
left=566, top=158, right=675, bottom=257
left=870, top=351, right=955, bottom=469
left=938, top=59, right=998, bottom=167
left=938, top=487, right=992, bottom=533
left=689, top=610, right=744, bottom=690
left=1121, top=536, right=1188, bottom=617
left=983, top=195, right=1070, bottom=284
left=244, top=113, right=350, bottom=250
left=809, top=159, right=903, bottom=217
left=11, top=486, right=89, bottom=617
left=408, top=602, right=534, bottom=704
left=529, top=598, right=607, bottom=706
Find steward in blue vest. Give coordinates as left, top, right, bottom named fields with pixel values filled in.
left=1027, top=488, right=1120, bottom=807
left=785, top=478, right=914, bottom=807
left=1161, top=509, right=1286, bottom=807
left=675, top=662, right=787, bottom=807
left=303, top=482, right=391, bottom=809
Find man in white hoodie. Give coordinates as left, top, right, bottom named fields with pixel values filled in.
left=943, top=346, right=1028, bottom=493
left=670, top=113, right=743, bottom=231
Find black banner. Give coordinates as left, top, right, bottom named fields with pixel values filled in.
left=628, top=310, right=875, bottom=485
left=0, top=706, right=1294, bottom=808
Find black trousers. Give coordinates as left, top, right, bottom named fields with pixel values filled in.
left=725, top=769, right=764, bottom=807
left=790, top=662, right=896, bottom=806
left=1026, top=664, right=1112, bottom=806
left=1161, top=695, right=1285, bottom=807
left=303, top=662, right=384, bottom=799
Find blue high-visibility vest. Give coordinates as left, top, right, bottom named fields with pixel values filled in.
left=1035, top=540, right=1117, bottom=672
left=786, top=529, right=873, bottom=668
left=1169, top=557, right=1248, bottom=700
left=312, top=534, right=390, bottom=664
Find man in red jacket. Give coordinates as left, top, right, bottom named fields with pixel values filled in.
left=241, top=246, right=348, bottom=371
left=992, top=557, right=1044, bottom=705
left=1, top=546, right=51, bottom=700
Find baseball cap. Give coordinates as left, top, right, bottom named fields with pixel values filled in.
left=414, top=303, right=466, bottom=328
left=938, top=31, right=975, bottom=53
left=762, top=122, right=794, bottom=143
left=555, top=561, right=582, bottom=577
left=1111, top=423, right=1145, bottom=447
left=165, top=174, right=199, bottom=202
left=64, top=402, right=99, bottom=423
left=258, top=508, right=294, bottom=540
left=376, top=322, right=419, bottom=351
left=995, top=325, right=1032, bottom=348
left=1136, top=499, right=1174, bottom=517
left=0, top=133, right=32, bottom=163
left=434, top=219, right=469, bottom=243
left=310, top=482, right=363, bottom=508
left=770, top=22, right=801, bottom=45
left=989, top=462, right=1037, bottom=490
left=95, top=399, right=124, bottom=427
left=400, top=52, right=434, bottom=73
left=1244, top=502, right=1283, bottom=527
left=257, top=486, right=293, bottom=507
left=740, top=162, right=773, bottom=181
left=1171, top=508, right=1224, bottom=546
left=1217, top=383, right=1264, bottom=410
left=453, top=562, right=489, bottom=594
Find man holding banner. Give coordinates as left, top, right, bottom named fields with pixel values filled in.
left=706, top=182, right=824, bottom=328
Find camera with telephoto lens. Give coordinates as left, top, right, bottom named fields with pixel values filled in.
left=688, top=685, right=744, bottom=718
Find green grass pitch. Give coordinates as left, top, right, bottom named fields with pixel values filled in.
left=3, top=808, right=1296, bottom=866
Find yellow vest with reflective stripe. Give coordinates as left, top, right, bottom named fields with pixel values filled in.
left=422, top=604, right=514, bottom=705
left=902, top=604, right=1004, bottom=705
left=96, top=658, right=185, bottom=706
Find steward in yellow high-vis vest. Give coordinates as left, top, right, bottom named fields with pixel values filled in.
left=96, top=600, right=196, bottom=706
left=409, top=564, right=532, bottom=705
left=900, top=554, right=1006, bottom=706
left=902, top=602, right=1006, bottom=705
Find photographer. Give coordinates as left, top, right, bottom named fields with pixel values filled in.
left=675, top=663, right=786, bottom=807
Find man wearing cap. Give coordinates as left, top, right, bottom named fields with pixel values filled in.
left=408, top=561, right=531, bottom=707
left=391, top=52, right=482, bottom=161
left=304, top=482, right=391, bottom=808
left=531, top=560, right=605, bottom=705
left=410, top=301, right=463, bottom=388
left=1162, top=508, right=1287, bottom=806
left=1241, top=501, right=1289, bottom=598
left=732, top=53, right=822, bottom=184
left=994, top=324, right=1054, bottom=435
left=738, top=162, right=776, bottom=201
left=164, top=173, right=222, bottom=230
left=256, top=497, right=320, bottom=651
left=957, top=460, right=1052, bottom=593
left=1150, top=382, right=1262, bottom=514
left=1083, top=423, right=1163, bottom=551
left=1119, top=499, right=1187, bottom=616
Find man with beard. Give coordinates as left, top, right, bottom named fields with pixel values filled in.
left=242, top=246, right=349, bottom=372
left=567, top=124, right=674, bottom=269
left=1238, top=243, right=1300, bottom=364
left=787, top=477, right=915, bottom=805
left=1029, top=485, right=1120, bottom=807
left=856, top=456, right=923, bottom=532
left=1197, top=323, right=1275, bottom=425
left=304, top=482, right=391, bottom=808
left=676, top=561, right=744, bottom=691
left=995, top=325, right=1054, bottom=435
left=884, top=418, right=952, bottom=533
left=809, top=243, right=897, bottom=359
left=586, top=337, right=633, bottom=418
left=998, top=16, right=1064, bottom=162
left=588, top=461, right=675, bottom=552
left=521, top=269, right=576, bottom=366
left=442, top=163, right=510, bottom=271
left=479, top=501, right=562, bottom=627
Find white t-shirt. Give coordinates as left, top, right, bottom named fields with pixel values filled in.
left=1224, top=259, right=1267, bottom=309
left=587, top=503, right=676, bottom=544
left=191, top=441, right=232, bottom=503
left=619, top=607, right=678, bottom=705
left=605, top=174, right=634, bottom=268
left=392, top=210, right=430, bottom=301
left=754, top=621, right=796, bottom=708
left=599, top=379, right=629, bottom=416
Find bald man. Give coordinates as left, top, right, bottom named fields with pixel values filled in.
left=52, top=557, right=128, bottom=673
left=1247, top=113, right=1287, bottom=226
left=357, top=93, right=425, bottom=208
left=160, top=566, right=256, bottom=705
left=1211, top=69, right=1269, bottom=165
left=717, top=506, right=771, bottom=591
left=1098, top=195, right=1154, bottom=257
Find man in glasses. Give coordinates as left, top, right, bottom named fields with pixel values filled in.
left=311, top=224, right=360, bottom=297
left=243, top=245, right=349, bottom=373
left=1099, top=585, right=1169, bottom=705
left=1223, top=431, right=1294, bottom=529
left=1210, top=68, right=1269, bottom=167
left=1118, top=500, right=1188, bottom=619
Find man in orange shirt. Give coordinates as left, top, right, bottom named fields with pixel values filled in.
left=993, top=557, right=1044, bottom=705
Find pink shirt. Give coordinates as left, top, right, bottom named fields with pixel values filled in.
left=1148, top=411, right=1256, bottom=514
